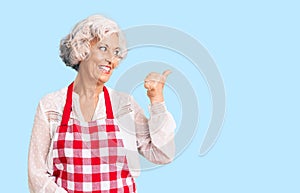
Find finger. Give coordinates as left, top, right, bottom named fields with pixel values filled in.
left=145, top=82, right=156, bottom=90
left=144, top=81, right=151, bottom=89
left=160, top=70, right=172, bottom=83
left=145, top=72, right=160, bottom=82
left=162, top=70, right=172, bottom=78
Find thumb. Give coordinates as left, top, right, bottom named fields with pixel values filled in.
left=162, top=69, right=172, bottom=78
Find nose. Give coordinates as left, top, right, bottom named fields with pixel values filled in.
left=105, top=58, right=111, bottom=65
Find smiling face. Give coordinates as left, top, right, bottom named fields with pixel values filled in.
left=78, top=33, right=123, bottom=85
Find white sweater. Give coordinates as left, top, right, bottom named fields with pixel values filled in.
left=28, top=86, right=176, bottom=193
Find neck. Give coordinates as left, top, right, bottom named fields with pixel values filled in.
left=73, top=73, right=104, bottom=98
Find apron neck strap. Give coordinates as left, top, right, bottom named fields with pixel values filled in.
left=103, top=86, right=114, bottom=119
left=60, top=82, right=114, bottom=126
left=61, top=82, right=74, bottom=126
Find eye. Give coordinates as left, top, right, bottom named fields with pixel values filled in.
left=99, top=46, right=107, bottom=52
left=113, top=48, right=121, bottom=56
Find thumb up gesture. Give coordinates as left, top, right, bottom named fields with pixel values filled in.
left=144, top=70, right=172, bottom=104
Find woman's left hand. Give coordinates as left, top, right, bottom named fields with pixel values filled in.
left=144, top=70, right=172, bottom=104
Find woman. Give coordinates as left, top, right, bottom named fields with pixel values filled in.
left=28, top=14, right=176, bottom=193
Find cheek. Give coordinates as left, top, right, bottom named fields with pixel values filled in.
left=112, top=58, right=120, bottom=68
left=93, top=55, right=105, bottom=63
left=89, top=50, right=105, bottom=62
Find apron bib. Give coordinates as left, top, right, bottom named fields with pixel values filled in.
left=52, top=82, right=136, bottom=193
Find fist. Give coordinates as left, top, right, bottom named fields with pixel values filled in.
left=144, top=70, right=171, bottom=103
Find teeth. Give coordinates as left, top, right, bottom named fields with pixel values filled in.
left=103, top=67, right=110, bottom=71
left=99, top=66, right=110, bottom=72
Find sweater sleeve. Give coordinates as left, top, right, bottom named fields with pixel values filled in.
left=28, top=101, right=67, bottom=193
left=132, top=97, right=176, bottom=164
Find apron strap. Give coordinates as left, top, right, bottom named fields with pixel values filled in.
left=103, top=86, right=114, bottom=119
left=60, top=82, right=74, bottom=127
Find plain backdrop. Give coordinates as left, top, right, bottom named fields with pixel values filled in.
left=0, top=0, right=299, bottom=192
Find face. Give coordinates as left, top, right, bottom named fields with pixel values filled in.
left=78, top=33, right=123, bottom=84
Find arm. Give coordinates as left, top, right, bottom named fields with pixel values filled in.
left=134, top=100, right=176, bottom=164
left=28, top=102, right=67, bottom=193
left=134, top=70, right=176, bottom=164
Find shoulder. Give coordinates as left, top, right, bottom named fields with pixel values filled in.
left=39, top=87, right=68, bottom=112
left=106, top=87, right=136, bottom=110
left=106, top=87, right=132, bottom=101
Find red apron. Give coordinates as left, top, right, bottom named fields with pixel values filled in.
left=52, top=82, right=136, bottom=193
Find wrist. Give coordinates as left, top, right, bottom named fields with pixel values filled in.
left=150, top=96, right=164, bottom=104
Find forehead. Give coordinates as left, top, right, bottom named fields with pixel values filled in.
left=99, top=33, right=120, bottom=47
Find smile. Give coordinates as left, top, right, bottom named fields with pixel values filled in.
left=98, top=65, right=111, bottom=73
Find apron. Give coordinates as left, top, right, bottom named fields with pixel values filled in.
left=52, top=82, right=136, bottom=193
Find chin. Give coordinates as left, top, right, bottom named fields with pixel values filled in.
left=97, top=71, right=113, bottom=83
left=98, top=76, right=111, bottom=84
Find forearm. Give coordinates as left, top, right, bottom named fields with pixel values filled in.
left=136, top=102, right=176, bottom=164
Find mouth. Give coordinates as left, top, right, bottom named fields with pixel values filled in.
left=98, top=65, right=111, bottom=74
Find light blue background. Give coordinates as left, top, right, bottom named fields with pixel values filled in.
left=0, top=0, right=299, bottom=192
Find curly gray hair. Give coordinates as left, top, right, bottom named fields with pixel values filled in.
left=59, top=14, right=126, bottom=71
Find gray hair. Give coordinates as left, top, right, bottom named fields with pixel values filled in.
left=59, top=14, right=126, bottom=70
